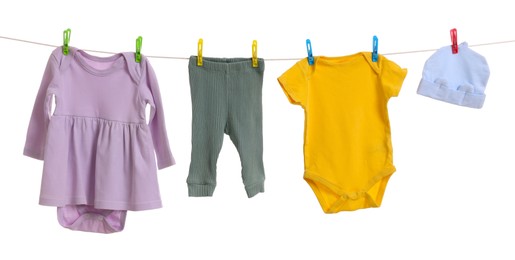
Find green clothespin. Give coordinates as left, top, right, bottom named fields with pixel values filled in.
left=135, top=36, right=142, bottom=63
left=62, top=28, right=71, bottom=55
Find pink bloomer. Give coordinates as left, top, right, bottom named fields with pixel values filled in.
left=57, top=205, right=127, bottom=234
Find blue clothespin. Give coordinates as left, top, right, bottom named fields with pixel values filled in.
left=372, top=35, right=378, bottom=62
left=306, top=39, right=314, bottom=65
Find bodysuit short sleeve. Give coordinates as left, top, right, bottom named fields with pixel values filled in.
left=277, top=59, right=309, bottom=107
left=381, top=57, right=408, bottom=98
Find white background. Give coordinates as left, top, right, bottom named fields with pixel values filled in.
left=1, top=1, right=514, bottom=259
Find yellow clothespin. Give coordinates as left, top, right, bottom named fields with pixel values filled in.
left=197, top=38, right=203, bottom=66
left=252, top=40, right=258, bottom=68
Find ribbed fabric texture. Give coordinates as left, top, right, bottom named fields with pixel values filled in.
left=187, top=56, right=265, bottom=198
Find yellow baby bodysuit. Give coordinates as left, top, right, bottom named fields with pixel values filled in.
left=278, top=53, right=407, bottom=213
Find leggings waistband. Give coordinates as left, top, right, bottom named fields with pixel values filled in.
left=189, top=56, right=265, bottom=72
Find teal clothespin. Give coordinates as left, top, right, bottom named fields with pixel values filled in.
left=372, top=35, right=378, bottom=62
left=306, top=39, right=314, bottom=65
left=135, top=36, right=142, bottom=63
left=62, top=28, right=71, bottom=55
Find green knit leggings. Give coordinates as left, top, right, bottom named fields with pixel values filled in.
left=187, top=56, right=265, bottom=198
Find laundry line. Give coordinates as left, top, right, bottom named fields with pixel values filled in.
left=2, top=35, right=515, bottom=61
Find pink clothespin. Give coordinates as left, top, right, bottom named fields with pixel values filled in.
left=450, top=28, right=458, bottom=54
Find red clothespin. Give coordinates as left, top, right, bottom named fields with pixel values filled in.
left=450, top=28, right=458, bottom=54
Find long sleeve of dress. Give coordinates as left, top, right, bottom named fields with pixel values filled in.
left=140, top=57, right=175, bottom=169
left=23, top=53, right=59, bottom=160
